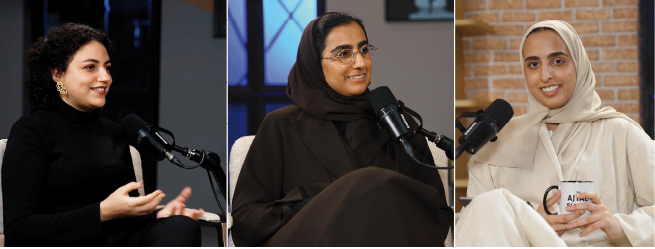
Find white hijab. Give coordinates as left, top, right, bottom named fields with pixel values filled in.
left=470, top=20, right=641, bottom=169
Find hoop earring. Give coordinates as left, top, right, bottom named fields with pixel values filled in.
left=56, top=80, right=67, bottom=95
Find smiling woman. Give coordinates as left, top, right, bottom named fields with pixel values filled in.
left=319, top=22, right=373, bottom=97
left=52, top=40, right=112, bottom=112
left=522, top=29, right=576, bottom=110
left=456, top=20, right=653, bottom=247
left=2, top=23, right=204, bottom=246
left=230, top=12, right=453, bottom=246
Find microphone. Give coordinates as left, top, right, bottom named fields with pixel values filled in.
left=120, top=114, right=227, bottom=219
left=120, top=114, right=183, bottom=166
left=370, top=86, right=453, bottom=169
left=455, top=99, right=513, bottom=159
left=370, top=86, right=416, bottom=158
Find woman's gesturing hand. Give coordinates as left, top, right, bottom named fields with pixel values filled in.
left=564, top=192, right=626, bottom=239
left=157, top=187, right=205, bottom=220
left=100, top=181, right=166, bottom=221
left=538, top=190, right=586, bottom=236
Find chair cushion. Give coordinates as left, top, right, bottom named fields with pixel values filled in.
left=228, top=136, right=255, bottom=203
left=129, top=146, right=145, bottom=196
left=425, top=138, right=451, bottom=207
left=0, top=139, right=7, bottom=235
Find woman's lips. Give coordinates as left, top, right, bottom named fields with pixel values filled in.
left=540, top=84, right=560, bottom=96
left=347, top=74, right=366, bottom=82
left=90, top=87, right=107, bottom=95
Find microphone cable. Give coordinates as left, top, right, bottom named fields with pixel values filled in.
left=171, top=144, right=226, bottom=219
left=206, top=168, right=226, bottom=217
left=399, top=138, right=453, bottom=170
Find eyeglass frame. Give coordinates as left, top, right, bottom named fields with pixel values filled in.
left=321, top=44, right=378, bottom=64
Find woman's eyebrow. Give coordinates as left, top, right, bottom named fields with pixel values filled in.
left=78, top=58, right=111, bottom=65
left=524, top=55, right=539, bottom=62
left=80, top=58, right=100, bottom=64
left=330, top=44, right=353, bottom=53
left=329, top=40, right=369, bottom=53
left=548, top=51, right=568, bottom=58
left=524, top=51, right=569, bottom=62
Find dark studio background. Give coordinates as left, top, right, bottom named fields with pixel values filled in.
left=0, top=0, right=226, bottom=246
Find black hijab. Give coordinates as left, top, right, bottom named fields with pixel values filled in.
left=286, top=13, right=376, bottom=123
left=286, top=13, right=388, bottom=165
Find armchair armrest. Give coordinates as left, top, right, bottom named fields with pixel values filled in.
left=154, top=205, right=227, bottom=246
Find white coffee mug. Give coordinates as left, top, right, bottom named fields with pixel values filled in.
left=542, top=181, right=594, bottom=221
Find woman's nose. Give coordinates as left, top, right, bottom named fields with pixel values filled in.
left=98, top=68, right=112, bottom=83
left=540, top=65, right=552, bottom=82
left=352, top=52, right=366, bottom=69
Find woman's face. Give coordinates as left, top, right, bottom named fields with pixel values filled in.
left=522, top=30, right=576, bottom=109
left=53, top=40, right=112, bottom=112
left=320, top=22, right=372, bottom=97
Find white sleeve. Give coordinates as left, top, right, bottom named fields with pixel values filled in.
left=614, top=124, right=654, bottom=247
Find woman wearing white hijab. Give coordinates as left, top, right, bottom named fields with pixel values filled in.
left=455, top=20, right=653, bottom=247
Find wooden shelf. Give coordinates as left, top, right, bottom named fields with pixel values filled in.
left=455, top=19, right=493, bottom=36
left=455, top=178, right=469, bottom=188
left=455, top=99, right=491, bottom=109
left=454, top=0, right=492, bottom=212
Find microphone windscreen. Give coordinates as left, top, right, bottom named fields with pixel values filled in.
left=370, top=86, right=398, bottom=114
left=484, top=99, right=514, bottom=130
left=120, top=114, right=148, bottom=143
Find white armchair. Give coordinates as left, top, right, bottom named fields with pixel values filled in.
left=227, top=135, right=453, bottom=247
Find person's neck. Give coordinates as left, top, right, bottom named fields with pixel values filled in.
left=60, top=96, right=93, bottom=113
left=546, top=123, right=559, bottom=132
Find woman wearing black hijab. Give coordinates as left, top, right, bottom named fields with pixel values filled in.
left=231, top=12, right=453, bottom=246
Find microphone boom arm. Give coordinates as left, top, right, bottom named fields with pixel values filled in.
left=172, top=145, right=227, bottom=221
left=397, top=101, right=455, bottom=162
left=418, top=128, right=455, bottom=161
left=396, top=103, right=454, bottom=169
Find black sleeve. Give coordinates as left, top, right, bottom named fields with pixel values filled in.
left=2, top=118, right=104, bottom=246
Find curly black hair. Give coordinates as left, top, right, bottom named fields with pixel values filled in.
left=25, top=23, right=113, bottom=114
left=315, top=12, right=368, bottom=56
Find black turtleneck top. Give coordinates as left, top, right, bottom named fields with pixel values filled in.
left=2, top=99, right=143, bottom=246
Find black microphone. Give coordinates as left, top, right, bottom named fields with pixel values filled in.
left=455, top=99, right=514, bottom=159
left=370, top=86, right=453, bottom=169
left=370, top=86, right=416, bottom=158
left=120, top=114, right=183, bottom=166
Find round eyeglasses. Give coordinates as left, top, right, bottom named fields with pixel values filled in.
left=321, top=45, right=377, bottom=64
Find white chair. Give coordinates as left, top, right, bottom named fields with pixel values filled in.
left=0, top=139, right=225, bottom=247
left=227, top=135, right=453, bottom=247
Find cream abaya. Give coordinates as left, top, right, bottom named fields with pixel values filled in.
left=456, top=20, right=653, bottom=247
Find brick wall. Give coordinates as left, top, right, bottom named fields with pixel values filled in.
left=462, top=0, right=641, bottom=123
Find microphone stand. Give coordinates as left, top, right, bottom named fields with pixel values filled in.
left=172, top=145, right=227, bottom=221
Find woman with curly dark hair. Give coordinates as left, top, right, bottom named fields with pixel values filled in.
left=2, top=23, right=204, bottom=246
